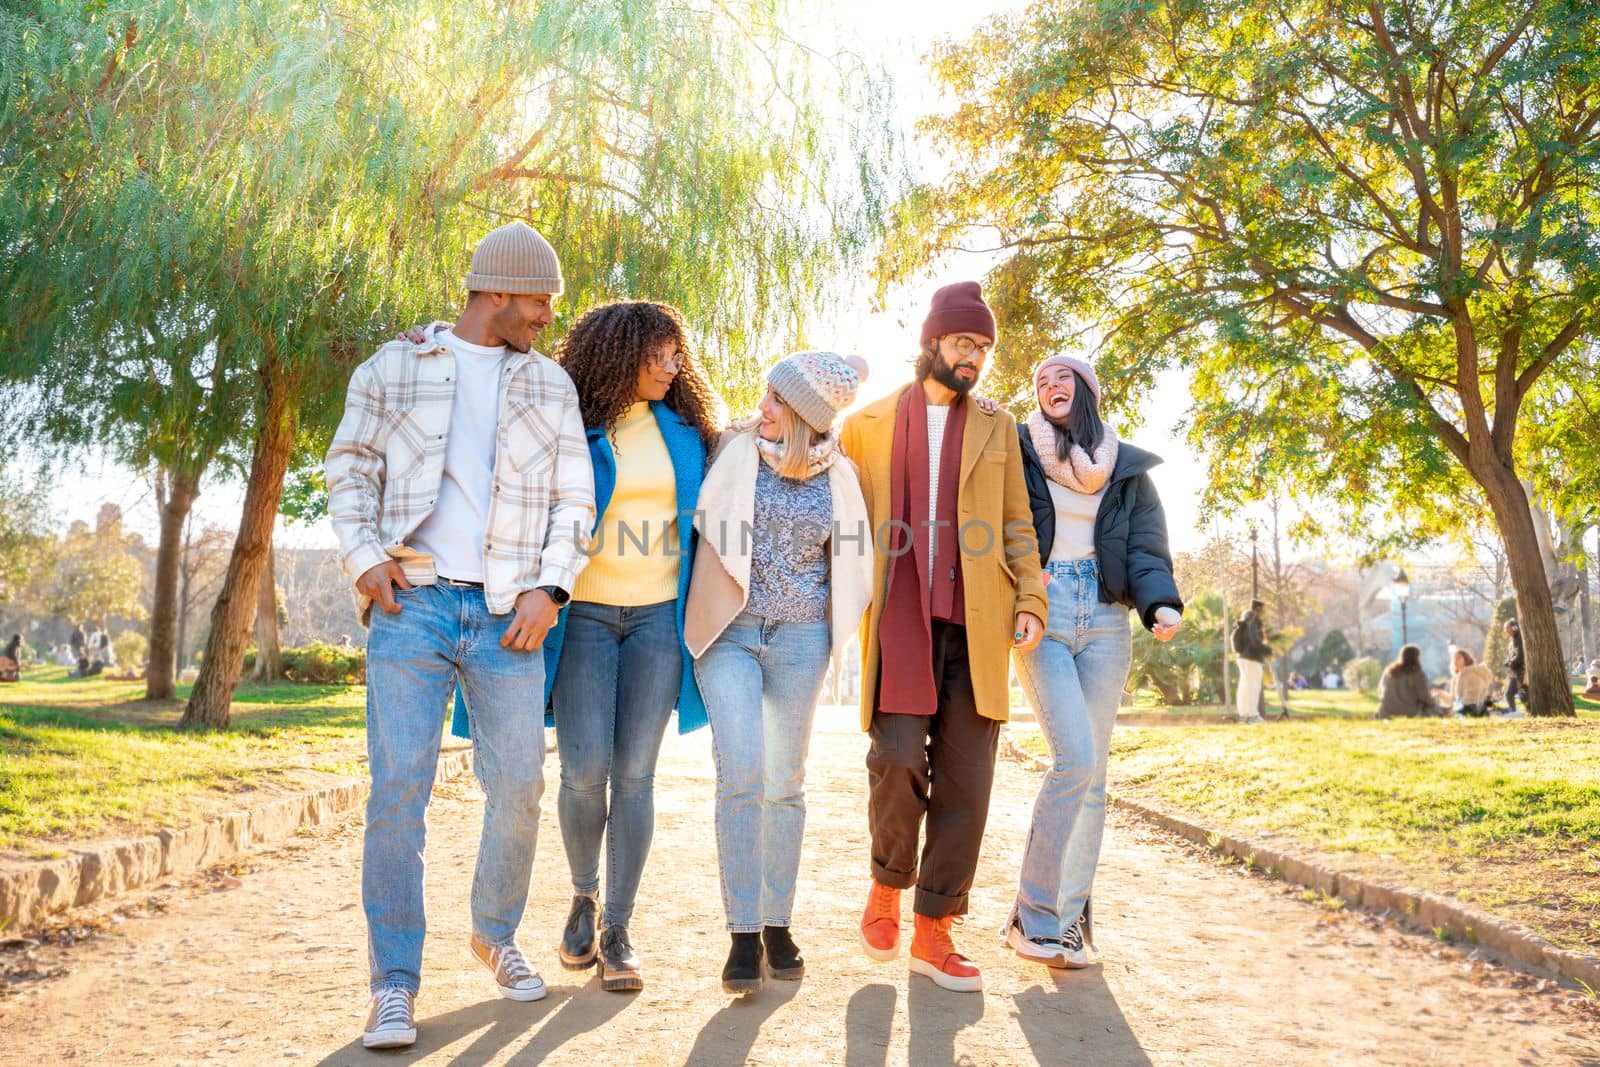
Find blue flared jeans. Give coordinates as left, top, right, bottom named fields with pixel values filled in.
left=1011, top=558, right=1133, bottom=940
left=693, top=612, right=832, bottom=932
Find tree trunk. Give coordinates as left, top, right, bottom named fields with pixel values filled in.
left=251, top=544, right=283, bottom=682
left=146, top=465, right=202, bottom=700
left=182, top=363, right=299, bottom=729
left=1474, top=458, right=1575, bottom=717
left=177, top=518, right=193, bottom=673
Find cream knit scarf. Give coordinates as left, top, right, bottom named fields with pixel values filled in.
left=1026, top=409, right=1119, bottom=494
left=733, top=415, right=842, bottom=480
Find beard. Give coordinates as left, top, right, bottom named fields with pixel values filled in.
left=928, top=355, right=978, bottom=395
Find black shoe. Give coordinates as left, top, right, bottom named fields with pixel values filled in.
left=558, top=895, right=598, bottom=969
left=762, top=925, right=804, bottom=980
left=598, top=925, right=643, bottom=992
left=721, top=932, right=764, bottom=995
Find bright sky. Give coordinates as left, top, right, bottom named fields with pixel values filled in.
left=39, top=0, right=1211, bottom=554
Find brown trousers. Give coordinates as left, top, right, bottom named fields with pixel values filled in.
left=866, top=620, right=1000, bottom=918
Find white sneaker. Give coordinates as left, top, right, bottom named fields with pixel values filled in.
left=470, top=935, right=548, bottom=1002
left=362, top=988, right=416, bottom=1049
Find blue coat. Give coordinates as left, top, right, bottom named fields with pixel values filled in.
left=450, top=400, right=708, bottom=739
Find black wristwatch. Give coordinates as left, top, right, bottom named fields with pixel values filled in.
left=537, top=584, right=571, bottom=606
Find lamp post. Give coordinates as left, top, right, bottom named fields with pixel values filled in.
left=1391, top=567, right=1411, bottom=646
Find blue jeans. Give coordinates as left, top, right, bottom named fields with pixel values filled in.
left=694, top=612, right=831, bottom=932
left=550, top=599, right=680, bottom=928
left=1011, top=559, right=1132, bottom=940
left=363, top=581, right=547, bottom=994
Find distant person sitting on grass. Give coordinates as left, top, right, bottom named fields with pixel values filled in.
left=0, top=633, right=21, bottom=682
left=1449, top=649, right=1496, bottom=717
left=1583, top=661, right=1600, bottom=700
left=1376, top=644, right=1443, bottom=719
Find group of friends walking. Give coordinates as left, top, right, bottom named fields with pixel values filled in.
left=325, top=221, right=1184, bottom=1050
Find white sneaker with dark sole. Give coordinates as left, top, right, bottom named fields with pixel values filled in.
left=1003, top=920, right=1068, bottom=967
left=362, top=988, right=417, bottom=1049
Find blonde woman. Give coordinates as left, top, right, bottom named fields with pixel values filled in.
left=685, top=352, right=873, bottom=995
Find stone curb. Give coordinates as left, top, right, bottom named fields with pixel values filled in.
left=0, top=746, right=476, bottom=933
left=998, top=732, right=1600, bottom=991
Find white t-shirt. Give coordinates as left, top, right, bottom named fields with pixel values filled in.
left=408, top=330, right=507, bottom=582
left=1047, top=479, right=1105, bottom=561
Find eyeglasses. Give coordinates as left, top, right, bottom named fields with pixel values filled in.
left=647, top=349, right=686, bottom=371
left=946, top=336, right=993, bottom=358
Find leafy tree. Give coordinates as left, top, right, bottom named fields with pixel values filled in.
left=3, top=0, right=892, bottom=727
left=1316, top=630, right=1357, bottom=674
left=33, top=514, right=147, bottom=627
left=888, top=0, right=1597, bottom=715
left=0, top=458, right=56, bottom=614
left=1131, top=590, right=1226, bottom=705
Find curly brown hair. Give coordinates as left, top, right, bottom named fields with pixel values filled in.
left=555, top=301, right=720, bottom=455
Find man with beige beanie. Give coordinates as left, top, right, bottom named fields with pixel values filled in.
left=326, top=220, right=595, bottom=1049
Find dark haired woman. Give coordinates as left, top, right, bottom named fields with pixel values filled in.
left=1004, top=355, right=1183, bottom=970
left=432, top=300, right=717, bottom=992
left=685, top=352, right=873, bottom=995
left=1377, top=644, right=1442, bottom=718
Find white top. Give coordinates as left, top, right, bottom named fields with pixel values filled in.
left=408, top=330, right=508, bottom=582
left=1047, top=478, right=1105, bottom=561
left=926, top=403, right=950, bottom=585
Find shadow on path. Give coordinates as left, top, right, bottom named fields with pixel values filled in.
left=1013, top=966, right=1151, bottom=1066
left=683, top=978, right=802, bottom=1066
left=312, top=977, right=633, bottom=1066
left=844, top=982, right=896, bottom=1067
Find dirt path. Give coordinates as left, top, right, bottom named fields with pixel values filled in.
left=2, top=710, right=1597, bottom=1065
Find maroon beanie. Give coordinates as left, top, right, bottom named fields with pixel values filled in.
left=919, top=281, right=997, bottom=344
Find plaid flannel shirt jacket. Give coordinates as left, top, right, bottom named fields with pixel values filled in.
left=324, top=335, right=595, bottom=620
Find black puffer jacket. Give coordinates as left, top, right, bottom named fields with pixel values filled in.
left=1019, top=427, right=1183, bottom=630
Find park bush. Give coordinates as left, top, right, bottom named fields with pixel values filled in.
left=112, top=630, right=148, bottom=668
left=242, top=642, right=365, bottom=684
left=1343, top=656, right=1381, bottom=693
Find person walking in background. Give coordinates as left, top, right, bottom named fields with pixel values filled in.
left=1004, top=355, right=1183, bottom=970
left=511, top=300, right=718, bottom=993
left=842, top=282, right=1047, bottom=994
left=325, top=221, right=594, bottom=1049
left=1231, top=600, right=1271, bottom=723
left=1376, top=644, right=1443, bottom=718
left=1502, top=618, right=1526, bottom=715
left=685, top=352, right=874, bottom=996
left=1450, top=649, right=1496, bottom=717
left=68, top=622, right=85, bottom=667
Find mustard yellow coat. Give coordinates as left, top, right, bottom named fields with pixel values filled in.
left=840, top=384, right=1049, bottom=731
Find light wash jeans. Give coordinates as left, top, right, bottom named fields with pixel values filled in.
left=694, top=612, right=831, bottom=932
left=1011, top=559, right=1132, bottom=940
left=550, top=598, right=680, bottom=929
left=363, top=580, right=546, bottom=994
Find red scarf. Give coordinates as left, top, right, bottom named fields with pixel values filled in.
left=877, top=388, right=967, bottom=715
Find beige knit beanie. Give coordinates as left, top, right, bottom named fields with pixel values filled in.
left=464, top=221, right=564, bottom=295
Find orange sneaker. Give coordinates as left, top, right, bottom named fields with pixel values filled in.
left=859, top=880, right=901, bottom=961
left=909, top=913, right=983, bottom=992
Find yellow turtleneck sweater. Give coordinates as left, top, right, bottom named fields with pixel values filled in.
left=572, top=401, right=681, bottom=606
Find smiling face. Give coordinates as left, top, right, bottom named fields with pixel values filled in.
left=1036, top=364, right=1077, bottom=419
left=757, top=387, right=786, bottom=441
left=634, top=339, right=682, bottom=403
left=488, top=292, right=557, bottom=353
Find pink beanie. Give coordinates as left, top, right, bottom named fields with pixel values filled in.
left=1033, top=355, right=1101, bottom=402
left=920, top=281, right=997, bottom=344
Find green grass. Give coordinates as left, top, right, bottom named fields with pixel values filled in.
left=0, top=666, right=368, bottom=854
left=1015, top=695, right=1600, bottom=950
left=1119, top=686, right=1379, bottom=719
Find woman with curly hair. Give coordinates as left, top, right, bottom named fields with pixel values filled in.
left=540, top=299, right=717, bottom=992
left=429, top=299, right=716, bottom=992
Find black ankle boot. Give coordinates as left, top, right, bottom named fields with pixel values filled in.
left=721, top=932, right=764, bottom=995
left=762, top=925, right=804, bottom=980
